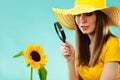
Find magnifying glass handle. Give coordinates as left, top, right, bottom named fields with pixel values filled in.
left=63, top=40, right=66, bottom=43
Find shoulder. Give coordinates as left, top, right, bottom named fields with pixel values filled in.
left=103, top=36, right=120, bottom=52
left=105, top=36, right=120, bottom=47
left=101, top=36, right=120, bottom=63
left=107, top=36, right=119, bottom=43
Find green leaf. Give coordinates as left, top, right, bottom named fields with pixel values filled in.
left=13, top=51, right=24, bottom=58
left=27, top=63, right=30, bottom=67
left=38, top=67, right=47, bottom=80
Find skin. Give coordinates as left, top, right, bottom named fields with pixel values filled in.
left=61, top=12, right=119, bottom=80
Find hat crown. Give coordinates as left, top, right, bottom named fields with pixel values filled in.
left=74, top=0, right=106, bottom=8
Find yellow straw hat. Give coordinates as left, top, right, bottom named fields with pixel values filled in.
left=52, top=0, right=120, bottom=30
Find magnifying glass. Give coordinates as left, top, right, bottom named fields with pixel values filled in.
left=54, top=22, right=66, bottom=43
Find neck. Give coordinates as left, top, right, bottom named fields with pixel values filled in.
left=88, top=33, right=95, bottom=45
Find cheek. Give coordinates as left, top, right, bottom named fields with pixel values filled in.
left=75, top=17, right=79, bottom=24
left=89, top=17, right=96, bottom=26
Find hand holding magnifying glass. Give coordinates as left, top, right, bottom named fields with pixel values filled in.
left=54, top=22, right=75, bottom=58
left=54, top=22, right=66, bottom=43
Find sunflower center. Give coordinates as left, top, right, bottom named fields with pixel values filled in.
left=30, top=51, right=41, bottom=62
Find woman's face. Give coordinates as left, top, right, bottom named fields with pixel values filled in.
left=75, top=12, right=96, bottom=35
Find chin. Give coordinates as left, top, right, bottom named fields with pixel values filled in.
left=82, top=30, right=93, bottom=35
left=82, top=31, right=90, bottom=34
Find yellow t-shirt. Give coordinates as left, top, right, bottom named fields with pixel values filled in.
left=78, top=36, right=120, bottom=80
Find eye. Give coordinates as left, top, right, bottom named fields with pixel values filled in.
left=86, top=12, right=93, bottom=16
left=76, top=14, right=81, bottom=17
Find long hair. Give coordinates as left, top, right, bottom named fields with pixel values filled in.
left=75, top=10, right=115, bottom=66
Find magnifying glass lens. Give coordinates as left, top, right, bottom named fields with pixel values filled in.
left=54, top=22, right=66, bottom=42
left=56, top=25, right=62, bottom=38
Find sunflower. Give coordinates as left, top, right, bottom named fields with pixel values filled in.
left=23, top=44, right=47, bottom=69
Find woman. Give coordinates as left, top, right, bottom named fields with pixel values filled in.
left=52, top=0, right=120, bottom=80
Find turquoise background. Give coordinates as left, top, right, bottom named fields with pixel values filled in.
left=0, top=0, right=120, bottom=80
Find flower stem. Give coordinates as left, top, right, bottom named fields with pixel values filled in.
left=30, top=67, right=33, bottom=80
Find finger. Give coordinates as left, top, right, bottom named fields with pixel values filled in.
left=62, top=53, right=68, bottom=57
left=63, top=46, right=70, bottom=50
left=62, top=49, right=70, bottom=55
left=61, top=42, right=70, bottom=47
left=61, top=45, right=70, bottom=52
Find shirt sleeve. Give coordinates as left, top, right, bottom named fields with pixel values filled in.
left=104, top=37, right=120, bottom=63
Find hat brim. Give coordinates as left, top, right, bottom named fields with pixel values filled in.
left=52, top=5, right=120, bottom=30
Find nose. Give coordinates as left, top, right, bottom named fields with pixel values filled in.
left=80, top=14, right=86, bottom=23
left=75, top=14, right=87, bottom=24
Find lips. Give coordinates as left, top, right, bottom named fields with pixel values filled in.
left=81, top=26, right=89, bottom=30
